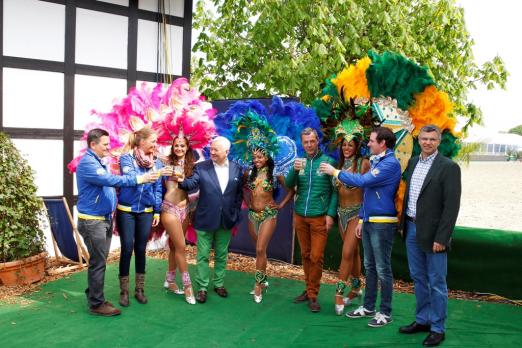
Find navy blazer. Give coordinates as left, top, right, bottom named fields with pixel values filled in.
left=179, top=159, right=244, bottom=231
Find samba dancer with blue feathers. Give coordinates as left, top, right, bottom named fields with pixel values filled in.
left=216, top=97, right=324, bottom=303
left=231, top=111, right=295, bottom=303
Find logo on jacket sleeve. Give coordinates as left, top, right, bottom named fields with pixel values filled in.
left=371, top=168, right=380, bottom=177
left=96, top=168, right=106, bottom=175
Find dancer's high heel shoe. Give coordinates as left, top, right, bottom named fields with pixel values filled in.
left=335, top=281, right=347, bottom=315
left=182, top=272, right=196, bottom=305
left=163, top=271, right=184, bottom=295
left=253, top=271, right=268, bottom=303
left=253, top=282, right=268, bottom=303
left=335, top=293, right=345, bottom=315
left=249, top=280, right=269, bottom=295
left=184, top=285, right=196, bottom=305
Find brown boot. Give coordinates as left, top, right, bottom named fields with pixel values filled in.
left=119, top=276, right=129, bottom=307
left=90, top=301, right=121, bottom=316
left=135, top=273, right=148, bottom=304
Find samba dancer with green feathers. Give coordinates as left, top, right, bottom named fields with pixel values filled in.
left=330, top=120, right=371, bottom=315
left=230, top=111, right=295, bottom=304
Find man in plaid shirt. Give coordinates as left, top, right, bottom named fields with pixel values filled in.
left=399, top=125, right=461, bottom=347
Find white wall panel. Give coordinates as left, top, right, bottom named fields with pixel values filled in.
left=74, top=74, right=127, bottom=130
left=97, top=0, right=129, bottom=6
left=139, top=0, right=184, bottom=17
left=3, top=0, right=65, bottom=61
left=76, top=9, right=128, bottom=69
left=12, top=139, right=64, bottom=196
left=137, top=19, right=183, bottom=75
left=3, top=68, right=64, bottom=129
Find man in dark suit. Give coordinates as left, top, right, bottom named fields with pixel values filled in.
left=179, top=136, right=243, bottom=303
left=398, top=125, right=461, bottom=347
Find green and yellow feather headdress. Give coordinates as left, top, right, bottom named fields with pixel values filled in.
left=230, top=110, right=279, bottom=166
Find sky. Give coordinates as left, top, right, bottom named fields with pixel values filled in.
left=458, top=0, right=522, bottom=135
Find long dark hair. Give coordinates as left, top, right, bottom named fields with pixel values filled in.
left=169, top=137, right=195, bottom=177
left=248, top=152, right=275, bottom=188
left=338, top=137, right=362, bottom=173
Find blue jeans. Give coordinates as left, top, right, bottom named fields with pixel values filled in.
left=77, top=218, right=112, bottom=308
left=116, top=211, right=153, bottom=277
left=362, top=222, right=396, bottom=316
left=406, top=220, right=448, bottom=333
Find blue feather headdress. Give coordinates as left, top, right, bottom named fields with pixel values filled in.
left=215, top=97, right=324, bottom=176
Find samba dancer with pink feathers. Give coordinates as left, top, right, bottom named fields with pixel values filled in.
left=158, top=103, right=216, bottom=305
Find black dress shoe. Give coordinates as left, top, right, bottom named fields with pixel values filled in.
left=308, top=298, right=321, bottom=313
left=214, top=287, right=228, bottom=297
left=399, top=321, right=431, bottom=334
left=196, top=290, right=207, bottom=303
left=293, top=291, right=308, bottom=303
left=423, top=332, right=445, bottom=347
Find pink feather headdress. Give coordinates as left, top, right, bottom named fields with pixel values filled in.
left=67, top=78, right=216, bottom=173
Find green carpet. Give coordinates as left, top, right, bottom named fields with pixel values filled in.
left=1, top=258, right=521, bottom=347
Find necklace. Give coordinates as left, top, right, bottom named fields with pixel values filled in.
left=343, top=157, right=354, bottom=171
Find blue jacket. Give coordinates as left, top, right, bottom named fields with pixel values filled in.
left=76, top=149, right=138, bottom=219
left=117, top=153, right=163, bottom=215
left=179, top=159, right=243, bottom=231
left=336, top=149, right=401, bottom=223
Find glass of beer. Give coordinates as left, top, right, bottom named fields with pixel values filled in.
left=173, top=165, right=183, bottom=177
left=297, top=158, right=306, bottom=175
left=163, top=165, right=173, bottom=174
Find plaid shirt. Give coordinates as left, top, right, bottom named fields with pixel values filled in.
left=406, top=151, right=438, bottom=218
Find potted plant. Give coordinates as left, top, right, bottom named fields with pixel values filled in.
left=0, top=132, right=47, bottom=285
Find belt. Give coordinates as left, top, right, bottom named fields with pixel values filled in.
left=117, top=204, right=153, bottom=213
left=406, top=215, right=416, bottom=223
left=78, top=213, right=109, bottom=221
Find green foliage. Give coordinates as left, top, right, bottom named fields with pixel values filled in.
left=0, top=132, right=46, bottom=263
left=455, top=142, right=481, bottom=164
left=192, top=0, right=508, bottom=130
left=508, top=125, right=522, bottom=137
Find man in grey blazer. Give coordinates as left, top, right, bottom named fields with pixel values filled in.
left=398, top=125, right=461, bottom=347
left=179, top=136, right=243, bottom=303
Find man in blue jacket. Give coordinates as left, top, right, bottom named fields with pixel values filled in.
left=320, top=127, right=401, bottom=327
left=178, top=136, right=243, bottom=303
left=76, top=128, right=157, bottom=316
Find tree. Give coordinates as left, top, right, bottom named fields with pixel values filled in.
left=192, top=0, right=507, bottom=130
left=508, top=125, right=522, bottom=137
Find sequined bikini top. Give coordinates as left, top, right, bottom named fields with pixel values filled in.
left=336, top=157, right=362, bottom=190
left=247, top=167, right=274, bottom=192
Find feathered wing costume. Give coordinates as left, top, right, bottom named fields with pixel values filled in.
left=312, top=50, right=461, bottom=216
left=214, top=96, right=324, bottom=177
left=68, top=78, right=216, bottom=172
left=68, top=77, right=217, bottom=244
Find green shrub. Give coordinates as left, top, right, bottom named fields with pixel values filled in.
left=0, top=132, right=45, bottom=263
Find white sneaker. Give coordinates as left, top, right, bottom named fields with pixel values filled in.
left=368, top=312, right=393, bottom=327
left=346, top=306, right=376, bottom=318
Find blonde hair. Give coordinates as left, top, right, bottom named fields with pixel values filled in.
left=123, top=125, right=155, bottom=153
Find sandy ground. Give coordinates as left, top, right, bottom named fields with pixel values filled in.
left=457, top=161, right=522, bottom=231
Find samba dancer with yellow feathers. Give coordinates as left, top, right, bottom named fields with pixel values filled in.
left=330, top=120, right=370, bottom=315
